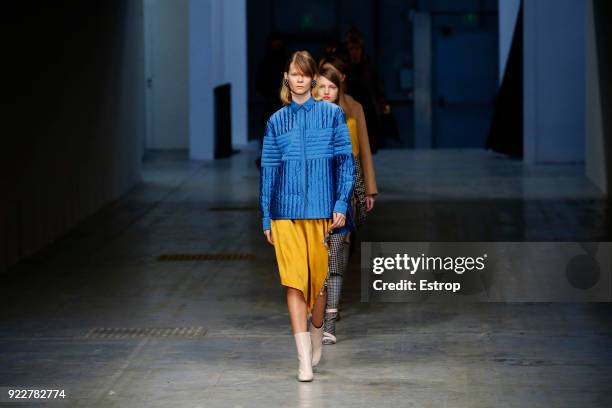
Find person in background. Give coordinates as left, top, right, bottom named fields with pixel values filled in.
left=322, top=55, right=380, bottom=243
left=344, top=27, right=389, bottom=152
left=315, top=63, right=378, bottom=344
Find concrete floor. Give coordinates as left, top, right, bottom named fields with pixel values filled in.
left=1, top=146, right=611, bottom=407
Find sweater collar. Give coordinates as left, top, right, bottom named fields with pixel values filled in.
left=290, top=96, right=315, bottom=112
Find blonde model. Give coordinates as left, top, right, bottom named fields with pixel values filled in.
left=259, top=50, right=355, bottom=381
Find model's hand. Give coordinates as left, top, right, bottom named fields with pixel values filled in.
left=330, top=212, right=346, bottom=229
left=264, top=229, right=274, bottom=246
left=366, top=195, right=376, bottom=212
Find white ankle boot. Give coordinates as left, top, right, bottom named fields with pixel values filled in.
left=294, top=332, right=313, bottom=381
left=310, top=322, right=324, bottom=367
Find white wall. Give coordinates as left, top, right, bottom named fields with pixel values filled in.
left=498, top=0, right=521, bottom=83
left=144, top=0, right=189, bottom=150
left=523, top=0, right=585, bottom=164
left=585, top=0, right=607, bottom=194
left=189, top=0, right=247, bottom=160
left=224, top=0, right=248, bottom=149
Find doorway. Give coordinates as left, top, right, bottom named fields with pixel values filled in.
left=143, top=0, right=189, bottom=150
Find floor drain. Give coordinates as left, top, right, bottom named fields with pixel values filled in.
left=156, top=253, right=255, bottom=261
left=208, top=206, right=259, bottom=212
left=82, top=326, right=207, bottom=339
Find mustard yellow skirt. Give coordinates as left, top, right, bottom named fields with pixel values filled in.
left=271, top=218, right=333, bottom=314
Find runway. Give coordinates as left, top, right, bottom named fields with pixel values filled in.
left=1, top=146, right=610, bottom=407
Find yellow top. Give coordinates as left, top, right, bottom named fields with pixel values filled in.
left=347, top=117, right=359, bottom=156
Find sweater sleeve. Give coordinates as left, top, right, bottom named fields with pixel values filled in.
left=259, top=119, right=281, bottom=231
left=331, top=107, right=355, bottom=215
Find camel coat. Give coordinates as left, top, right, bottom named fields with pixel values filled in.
left=339, top=94, right=378, bottom=196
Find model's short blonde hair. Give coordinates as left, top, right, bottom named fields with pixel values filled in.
left=280, top=50, right=319, bottom=105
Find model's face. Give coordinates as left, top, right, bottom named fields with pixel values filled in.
left=284, top=62, right=311, bottom=96
left=317, top=76, right=338, bottom=103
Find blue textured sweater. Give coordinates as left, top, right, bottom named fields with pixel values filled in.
left=259, top=97, right=355, bottom=234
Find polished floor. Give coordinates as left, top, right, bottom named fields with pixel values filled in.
left=1, top=145, right=611, bottom=407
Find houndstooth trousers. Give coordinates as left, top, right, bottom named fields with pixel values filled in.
left=324, top=155, right=367, bottom=336
left=324, top=232, right=350, bottom=336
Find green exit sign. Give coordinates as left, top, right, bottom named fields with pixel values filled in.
left=300, top=14, right=313, bottom=29
left=463, top=13, right=479, bottom=26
